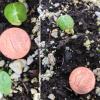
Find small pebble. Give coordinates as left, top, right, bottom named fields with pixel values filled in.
left=13, top=90, right=18, bottom=93
left=27, top=55, right=33, bottom=65
left=48, top=53, right=56, bottom=66
left=9, top=59, right=27, bottom=74
left=60, top=32, right=64, bottom=37
left=34, top=36, right=40, bottom=46
left=0, top=60, right=5, bottom=67
left=42, top=57, right=49, bottom=66
left=84, top=39, right=91, bottom=47
left=33, top=93, right=40, bottom=100
left=86, top=94, right=91, bottom=100
left=95, top=11, right=100, bottom=17
left=65, top=47, right=70, bottom=50
left=71, top=35, right=78, bottom=39
left=41, top=70, right=54, bottom=81
left=93, top=68, right=100, bottom=81
left=31, top=17, right=37, bottom=23
left=16, top=86, right=23, bottom=92
left=51, top=29, right=58, bottom=38
left=40, top=49, right=45, bottom=58
left=48, top=94, right=55, bottom=100
left=31, top=78, right=38, bottom=83
left=32, top=20, right=40, bottom=34
left=82, top=0, right=96, bottom=3
left=11, top=73, right=20, bottom=81
left=31, top=89, right=37, bottom=94
left=50, top=41, right=54, bottom=44
left=39, top=41, right=45, bottom=48
left=85, top=30, right=90, bottom=34
left=23, top=65, right=29, bottom=72
left=32, top=50, right=38, bottom=58
left=96, top=87, right=100, bottom=96
left=79, top=21, right=83, bottom=25
left=83, top=39, right=93, bottom=50
left=18, top=0, right=25, bottom=2
left=54, top=3, right=60, bottom=7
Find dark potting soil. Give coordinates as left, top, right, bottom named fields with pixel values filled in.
left=41, top=0, right=100, bottom=100
left=0, top=0, right=39, bottom=100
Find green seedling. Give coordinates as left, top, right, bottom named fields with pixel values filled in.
left=0, top=71, right=12, bottom=95
left=56, top=14, right=75, bottom=34
left=4, top=2, right=27, bottom=26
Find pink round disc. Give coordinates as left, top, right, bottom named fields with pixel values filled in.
left=69, top=67, right=95, bottom=94
left=0, top=28, right=31, bottom=59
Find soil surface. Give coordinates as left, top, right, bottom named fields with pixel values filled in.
left=41, top=0, right=100, bottom=100
left=0, top=0, right=39, bottom=100
left=0, top=0, right=100, bottom=100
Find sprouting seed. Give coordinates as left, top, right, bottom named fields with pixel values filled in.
left=56, top=14, right=75, bottom=34
left=0, top=71, right=12, bottom=95
left=4, top=2, right=27, bottom=26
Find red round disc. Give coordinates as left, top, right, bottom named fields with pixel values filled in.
left=69, top=67, right=95, bottom=94
left=0, top=28, right=31, bottom=59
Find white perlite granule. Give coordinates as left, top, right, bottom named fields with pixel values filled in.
left=18, top=0, right=25, bottom=2
left=93, top=68, right=100, bottom=81
left=11, top=73, right=21, bottom=81
left=31, top=89, right=37, bottom=94
left=9, top=59, right=26, bottom=75
left=34, top=35, right=40, bottom=47
left=32, top=93, right=40, bottom=100
left=41, top=52, right=56, bottom=81
left=95, top=11, right=100, bottom=17
left=31, top=78, right=38, bottom=83
left=73, top=0, right=100, bottom=8
left=42, top=57, right=49, bottom=66
left=51, top=29, right=58, bottom=38
left=41, top=70, right=54, bottom=81
left=82, top=0, right=98, bottom=3
left=48, top=94, right=55, bottom=100
left=39, top=41, right=45, bottom=48
left=27, top=55, right=34, bottom=65
left=82, top=0, right=100, bottom=7
left=83, top=39, right=94, bottom=50
left=16, top=86, right=23, bottom=92
left=54, top=3, right=60, bottom=7
left=96, top=87, right=100, bottom=96
left=48, top=53, right=56, bottom=66
left=0, top=60, right=5, bottom=67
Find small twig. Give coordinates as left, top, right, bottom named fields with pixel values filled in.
left=61, top=56, right=64, bottom=66
left=22, top=81, right=29, bottom=94
left=66, top=87, right=72, bottom=92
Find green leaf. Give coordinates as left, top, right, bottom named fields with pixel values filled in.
left=4, top=2, right=27, bottom=26
left=0, top=71, right=12, bottom=95
left=56, top=14, right=74, bottom=34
